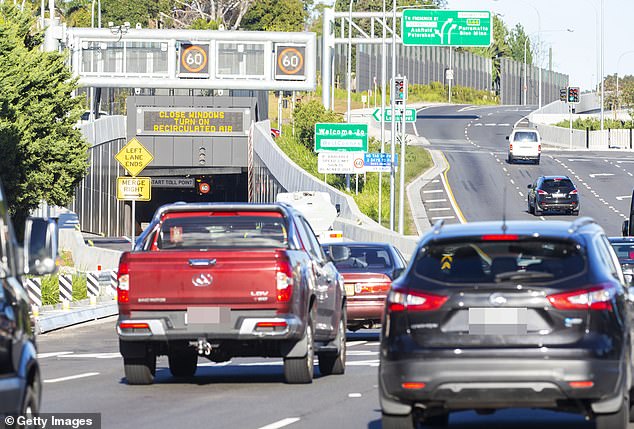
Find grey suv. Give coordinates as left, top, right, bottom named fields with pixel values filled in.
left=380, top=218, right=631, bottom=428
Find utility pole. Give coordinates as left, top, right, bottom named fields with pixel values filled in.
left=378, top=0, right=387, bottom=224
left=389, top=0, right=397, bottom=231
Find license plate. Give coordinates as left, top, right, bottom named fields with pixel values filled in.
left=468, top=307, right=528, bottom=335
left=344, top=284, right=355, bottom=296
left=553, top=193, right=564, bottom=198
left=186, top=307, right=230, bottom=325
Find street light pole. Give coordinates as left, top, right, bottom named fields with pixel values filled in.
left=600, top=0, right=605, bottom=133
left=378, top=0, right=387, bottom=224
left=389, top=0, right=396, bottom=231
left=346, top=0, right=355, bottom=192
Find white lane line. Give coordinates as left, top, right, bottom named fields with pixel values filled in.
left=346, top=341, right=367, bottom=347
left=431, top=216, right=456, bottom=220
left=425, top=198, right=447, bottom=203
left=365, top=342, right=380, bottom=346
left=59, top=353, right=122, bottom=359
left=428, top=207, right=452, bottom=212
left=431, top=179, right=440, bottom=183
left=589, top=173, right=614, bottom=178
left=616, top=195, right=632, bottom=201
left=498, top=123, right=511, bottom=126
left=347, top=360, right=380, bottom=367
left=519, top=191, right=524, bottom=197
left=502, top=167, right=508, bottom=173
left=347, top=350, right=380, bottom=356
left=198, top=361, right=232, bottom=367
left=484, top=123, right=497, bottom=126
left=568, top=158, right=591, bottom=162
left=37, top=352, right=72, bottom=359
left=510, top=179, right=515, bottom=185
left=257, top=418, right=301, bottom=429
left=348, top=393, right=363, bottom=398
left=629, top=172, right=634, bottom=177
left=474, top=123, right=482, bottom=126
left=423, top=189, right=444, bottom=194
left=44, top=372, right=100, bottom=384
left=240, top=362, right=283, bottom=366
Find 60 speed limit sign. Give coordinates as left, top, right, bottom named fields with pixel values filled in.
left=179, top=43, right=209, bottom=77
left=275, top=45, right=306, bottom=81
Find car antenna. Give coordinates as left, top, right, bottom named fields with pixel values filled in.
left=502, top=182, right=508, bottom=234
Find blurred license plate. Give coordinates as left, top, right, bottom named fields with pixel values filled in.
left=468, top=307, right=527, bottom=335
left=186, top=307, right=230, bottom=325
left=344, top=284, right=355, bottom=296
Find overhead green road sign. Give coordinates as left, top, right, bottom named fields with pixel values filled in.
left=402, top=10, right=492, bottom=47
left=372, top=108, right=416, bottom=123
left=315, top=123, right=368, bottom=152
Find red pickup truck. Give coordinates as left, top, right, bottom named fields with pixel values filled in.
left=116, top=203, right=346, bottom=385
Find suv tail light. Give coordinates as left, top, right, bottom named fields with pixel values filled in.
left=547, top=284, right=616, bottom=311
left=117, top=260, right=129, bottom=303
left=537, top=189, right=548, bottom=195
left=538, top=144, right=541, bottom=152
left=569, top=189, right=578, bottom=195
left=387, top=288, right=448, bottom=312
left=276, top=259, right=293, bottom=303
left=509, top=143, right=513, bottom=151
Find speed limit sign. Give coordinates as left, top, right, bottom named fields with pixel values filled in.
left=275, top=45, right=306, bottom=81
left=179, top=43, right=210, bottom=77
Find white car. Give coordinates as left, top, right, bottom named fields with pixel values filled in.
left=507, top=128, right=541, bottom=164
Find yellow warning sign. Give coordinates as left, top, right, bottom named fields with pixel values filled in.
left=115, top=138, right=153, bottom=177
left=117, top=177, right=151, bottom=201
left=441, top=254, right=453, bottom=270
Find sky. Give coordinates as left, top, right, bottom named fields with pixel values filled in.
left=447, top=0, right=633, bottom=91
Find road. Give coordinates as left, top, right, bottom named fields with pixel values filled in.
left=415, top=104, right=634, bottom=236
left=37, top=318, right=597, bottom=429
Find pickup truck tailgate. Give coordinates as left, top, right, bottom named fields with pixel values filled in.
left=121, top=249, right=285, bottom=309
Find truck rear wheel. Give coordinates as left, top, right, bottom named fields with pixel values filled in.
left=124, top=355, right=156, bottom=385
left=168, top=349, right=198, bottom=378
left=318, top=314, right=346, bottom=376
left=284, top=319, right=314, bottom=384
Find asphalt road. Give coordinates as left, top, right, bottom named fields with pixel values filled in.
left=416, top=104, right=634, bottom=236
left=36, top=318, right=603, bottom=429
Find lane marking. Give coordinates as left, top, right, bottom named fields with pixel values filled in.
left=540, top=216, right=546, bottom=221
left=365, top=342, right=380, bottom=346
left=589, top=173, right=615, bottom=178
left=498, top=123, right=511, bottom=126
left=484, top=123, right=497, bottom=126
left=346, top=341, right=367, bottom=347
left=348, top=393, right=363, bottom=398
left=347, top=359, right=380, bottom=367
left=38, top=352, right=72, bottom=359
left=616, top=195, right=632, bottom=201
left=423, top=189, right=444, bottom=194
left=424, top=198, right=447, bottom=203
left=519, top=191, right=524, bottom=197
left=431, top=215, right=456, bottom=220
left=59, top=352, right=121, bottom=359
left=257, top=418, right=301, bottom=429
left=440, top=152, right=467, bottom=224
left=432, top=179, right=440, bottom=183
left=568, top=158, right=591, bottom=162
left=428, top=207, right=451, bottom=212
left=44, top=372, right=100, bottom=384
left=347, top=350, right=379, bottom=356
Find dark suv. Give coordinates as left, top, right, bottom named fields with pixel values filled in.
left=528, top=176, right=579, bottom=216
left=0, top=181, right=58, bottom=418
left=379, top=218, right=631, bottom=429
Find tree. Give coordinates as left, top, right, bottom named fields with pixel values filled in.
left=466, top=15, right=509, bottom=93
left=241, top=0, right=307, bottom=32
left=100, top=0, right=172, bottom=28
left=507, top=23, right=532, bottom=64
left=169, top=0, right=256, bottom=30
left=0, top=3, right=89, bottom=228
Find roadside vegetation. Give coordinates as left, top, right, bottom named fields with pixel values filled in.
left=274, top=100, right=432, bottom=235
left=553, top=117, right=634, bottom=131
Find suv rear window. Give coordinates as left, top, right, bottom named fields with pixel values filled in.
left=414, top=238, right=585, bottom=284
left=157, top=212, right=289, bottom=249
left=541, top=178, right=575, bottom=193
left=324, top=245, right=393, bottom=271
left=513, top=131, right=538, bottom=142
left=611, top=242, right=634, bottom=262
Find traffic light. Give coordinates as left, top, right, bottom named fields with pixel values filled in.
left=567, top=86, right=580, bottom=103
left=560, top=88, right=567, bottom=102
left=393, top=76, right=407, bottom=105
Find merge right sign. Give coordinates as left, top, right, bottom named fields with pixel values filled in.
left=402, top=10, right=492, bottom=47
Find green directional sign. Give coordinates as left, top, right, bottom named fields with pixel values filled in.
left=372, top=108, right=416, bottom=123
left=402, top=10, right=492, bottom=47
left=314, top=123, right=368, bottom=152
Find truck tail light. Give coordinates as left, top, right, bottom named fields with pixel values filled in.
left=547, top=284, right=615, bottom=311
left=387, top=288, right=448, bottom=312
left=276, top=260, right=293, bottom=303
left=118, top=260, right=130, bottom=303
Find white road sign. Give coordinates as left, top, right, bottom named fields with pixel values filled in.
left=318, top=152, right=365, bottom=174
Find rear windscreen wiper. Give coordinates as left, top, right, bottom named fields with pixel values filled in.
left=494, top=271, right=555, bottom=282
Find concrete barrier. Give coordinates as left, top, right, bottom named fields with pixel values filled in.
left=59, top=229, right=122, bottom=271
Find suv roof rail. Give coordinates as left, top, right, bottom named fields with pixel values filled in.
left=431, top=219, right=445, bottom=235
left=568, top=217, right=597, bottom=234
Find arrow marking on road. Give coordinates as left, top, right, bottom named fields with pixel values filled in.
left=616, top=196, right=632, bottom=201
left=589, top=173, right=614, bottom=178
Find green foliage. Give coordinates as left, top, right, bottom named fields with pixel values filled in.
left=242, top=0, right=307, bottom=32
left=189, top=18, right=220, bottom=30
left=554, top=117, right=634, bottom=131
left=293, top=100, right=343, bottom=150
left=507, top=23, right=532, bottom=64
left=100, top=0, right=172, bottom=28
left=41, top=274, right=59, bottom=306
left=72, top=273, right=88, bottom=301
left=0, top=4, right=89, bottom=229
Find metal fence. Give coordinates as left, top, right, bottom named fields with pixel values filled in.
left=500, top=57, right=569, bottom=106
left=354, top=44, right=492, bottom=93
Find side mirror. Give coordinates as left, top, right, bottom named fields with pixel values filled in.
left=624, top=220, right=630, bottom=237
left=505, top=136, right=509, bottom=140
left=328, top=245, right=350, bottom=262
left=24, top=218, right=58, bottom=275
left=527, top=184, right=533, bottom=189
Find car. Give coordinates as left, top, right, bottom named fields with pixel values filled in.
left=117, top=202, right=346, bottom=385
left=609, top=236, right=634, bottom=285
left=507, top=127, right=541, bottom=164
left=527, top=175, right=579, bottom=216
left=0, top=180, right=58, bottom=419
left=379, top=218, right=632, bottom=429
left=322, top=243, right=407, bottom=331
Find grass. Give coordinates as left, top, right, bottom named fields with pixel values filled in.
left=41, top=274, right=59, bottom=306
left=554, top=117, right=634, bottom=130
left=72, top=273, right=88, bottom=301
left=275, top=129, right=432, bottom=235
left=269, top=82, right=499, bottom=128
